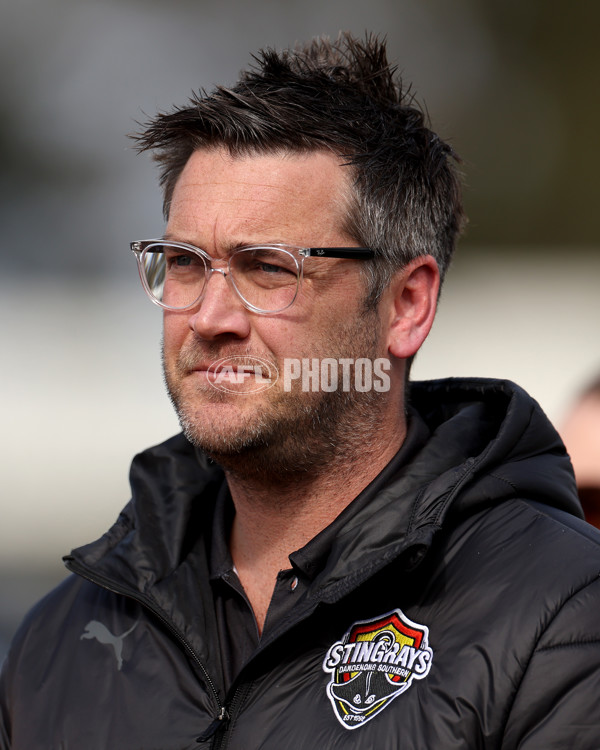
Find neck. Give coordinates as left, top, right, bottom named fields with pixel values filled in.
left=226, top=407, right=406, bottom=632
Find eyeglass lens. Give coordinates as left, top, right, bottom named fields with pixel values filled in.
left=140, top=243, right=300, bottom=313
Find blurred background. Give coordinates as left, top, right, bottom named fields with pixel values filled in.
left=1, top=0, right=599, bottom=657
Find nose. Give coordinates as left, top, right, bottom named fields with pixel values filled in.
left=187, top=268, right=252, bottom=340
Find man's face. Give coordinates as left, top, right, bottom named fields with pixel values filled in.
left=162, top=147, right=389, bottom=475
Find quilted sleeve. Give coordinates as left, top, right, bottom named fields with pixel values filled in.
left=501, top=575, right=600, bottom=750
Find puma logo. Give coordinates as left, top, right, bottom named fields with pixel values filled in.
left=80, top=620, right=139, bottom=670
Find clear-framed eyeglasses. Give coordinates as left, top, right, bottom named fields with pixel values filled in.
left=131, top=239, right=375, bottom=315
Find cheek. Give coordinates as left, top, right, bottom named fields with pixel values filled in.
left=163, top=313, right=189, bottom=359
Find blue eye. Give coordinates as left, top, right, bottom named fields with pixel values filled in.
left=256, top=261, right=288, bottom=274
left=165, top=251, right=202, bottom=271
left=174, top=255, right=192, bottom=267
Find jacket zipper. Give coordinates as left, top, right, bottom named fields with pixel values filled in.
left=64, top=556, right=227, bottom=739
left=210, top=680, right=253, bottom=750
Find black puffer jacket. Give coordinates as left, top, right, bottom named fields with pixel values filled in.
left=2, top=379, right=600, bottom=749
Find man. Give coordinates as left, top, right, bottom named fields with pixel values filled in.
left=2, top=33, right=600, bottom=749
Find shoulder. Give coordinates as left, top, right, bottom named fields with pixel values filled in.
left=2, top=573, right=134, bottom=685
left=444, top=496, right=600, bottom=583
left=3, top=574, right=113, bottom=661
left=506, top=500, right=600, bottom=640
left=429, top=496, right=600, bottom=662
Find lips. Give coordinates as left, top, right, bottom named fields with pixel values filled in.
left=189, top=362, right=216, bottom=374
left=202, top=355, right=280, bottom=394
left=188, top=361, right=266, bottom=378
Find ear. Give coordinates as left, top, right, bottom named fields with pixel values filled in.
left=385, top=255, right=440, bottom=360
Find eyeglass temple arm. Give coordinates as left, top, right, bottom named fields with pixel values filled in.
left=304, top=247, right=374, bottom=259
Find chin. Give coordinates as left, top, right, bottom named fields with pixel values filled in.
left=176, top=401, right=271, bottom=453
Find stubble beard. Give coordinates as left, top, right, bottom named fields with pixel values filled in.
left=163, top=312, right=387, bottom=482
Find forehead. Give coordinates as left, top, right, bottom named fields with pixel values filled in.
left=166, top=147, right=352, bottom=245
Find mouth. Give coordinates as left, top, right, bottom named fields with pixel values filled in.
left=188, top=362, right=268, bottom=379
left=194, top=355, right=280, bottom=394
left=189, top=363, right=216, bottom=377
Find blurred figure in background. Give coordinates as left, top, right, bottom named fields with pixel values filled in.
left=560, top=374, right=600, bottom=528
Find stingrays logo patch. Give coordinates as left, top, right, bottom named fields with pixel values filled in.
left=322, top=609, right=433, bottom=730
